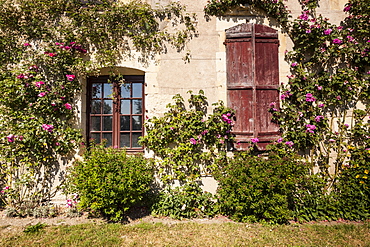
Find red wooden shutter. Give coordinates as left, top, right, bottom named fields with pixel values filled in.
left=225, top=23, right=280, bottom=150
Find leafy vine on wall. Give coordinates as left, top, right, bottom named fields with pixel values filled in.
left=0, top=0, right=197, bottom=208
left=140, top=90, right=235, bottom=185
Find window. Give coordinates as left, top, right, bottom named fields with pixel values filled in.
left=225, top=23, right=280, bottom=150
left=87, top=75, right=144, bottom=151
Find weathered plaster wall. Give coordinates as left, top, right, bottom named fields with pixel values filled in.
left=147, top=0, right=226, bottom=120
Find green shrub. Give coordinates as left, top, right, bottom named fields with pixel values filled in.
left=334, top=147, right=370, bottom=220
left=151, top=182, right=216, bottom=219
left=215, top=149, right=327, bottom=224
left=67, top=145, right=154, bottom=222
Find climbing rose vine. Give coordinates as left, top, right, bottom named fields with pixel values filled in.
left=205, top=0, right=370, bottom=220
left=0, top=42, right=87, bottom=207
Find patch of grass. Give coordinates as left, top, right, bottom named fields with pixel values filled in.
left=23, top=223, right=47, bottom=234
left=0, top=222, right=369, bottom=246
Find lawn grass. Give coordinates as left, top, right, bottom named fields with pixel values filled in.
left=0, top=221, right=369, bottom=247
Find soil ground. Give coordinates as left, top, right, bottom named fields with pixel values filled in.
left=0, top=207, right=235, bottom=234
left=0, top=207, right=365, bottom=232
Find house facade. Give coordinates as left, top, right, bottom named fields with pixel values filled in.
left=78, top=0, right=347, bottom=152
left=58, top=0, right=348, bottom=198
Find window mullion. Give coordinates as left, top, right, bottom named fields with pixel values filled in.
left=113, top=80, right=120, bottom=148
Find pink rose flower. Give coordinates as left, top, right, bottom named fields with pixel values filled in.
left=306, top=124, right=316, bottom=133
left=299, top=13, right=309, bottom=21
left=66, top=75, right=75, bottom=81
left=251, top=138, right=259, bottom=143
left=315, top=116, right=324, bottom=122
left=38, top=92, right=47, bottom=97
left=285, top=141, right=294, bottom=147
left=190, top=138, right=197, bottom=145
left=323, top=29, right=332, bottom=35
left=305, top=93, right=316, bottom=102
left=332, top=39, right=342, bottom=44
left=6, top=134, right=14, bottom=143
left=35, top=81, right=44, bottom=88
left=221, top=114, right=233, bottom=124
left=42, top=124, right=54, bottom=132
left=64, top=103, right=72, bottom=110
left=343, top=4, right=352, bottom=12
left=346, top=36, right=354, bottom=42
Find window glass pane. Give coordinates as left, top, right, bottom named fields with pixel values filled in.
left=91, top=116, right=101, bottom=131
left=120, top=133, right=130, bottom=147
left=132, top=116, right=142, bottom=130
left=91, top=100, right=101, bottom=114
left=132, top=133, right=142, bottom=148
left=102, top=100, right=113, bottom=114
left=92, top=83, right=102, bottom=98
left=121, top=84, right=131, bottom=98
left=103, top=83, right=113, bottom=98
left=90, top=133, right=100, bottom=144
left=103, top=116, right=112, bottom=131
left=121, top=100, right=130, bottom=114
left=132, top=83, right=142, bottom=98
left=102, top=133, right=112, bottom=147
left=132, top=99, right=142, bottom=114
left=120, top=116, right=130, bottom=131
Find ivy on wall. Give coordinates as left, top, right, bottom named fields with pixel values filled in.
left=0, top=0, right=197, bottom=67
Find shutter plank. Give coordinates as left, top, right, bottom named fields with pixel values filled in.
left=226, top=40, right=253, bottom=87
left=256, top=89, right=280, bottom=136
left=228, top=89, right=254, bottom=135
left=255, top=41, right=279, bottom=86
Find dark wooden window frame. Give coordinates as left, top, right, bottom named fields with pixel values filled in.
left=86, top=75, right=145, bottom=152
